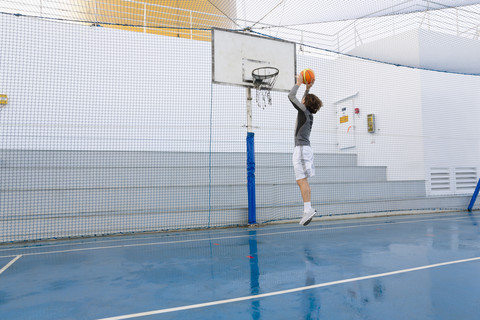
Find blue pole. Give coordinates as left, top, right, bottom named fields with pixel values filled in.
left=468, top=179, right=480, bottom=212
left=247, top=132, right=256, bottom=224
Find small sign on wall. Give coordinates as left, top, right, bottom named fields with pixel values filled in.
left=0, top=94, right=7, bottom=105
left=367, top=114, right=375, bottom=133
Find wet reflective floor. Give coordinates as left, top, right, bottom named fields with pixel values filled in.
left=1, top=211, right=480, bottom=319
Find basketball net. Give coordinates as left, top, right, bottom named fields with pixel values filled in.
left=252, top=67, right=279, bottom=109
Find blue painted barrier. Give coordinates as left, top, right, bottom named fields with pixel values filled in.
left=247, top=132, right=256, bottom=224
left=468, top=179, right=480, bottom=212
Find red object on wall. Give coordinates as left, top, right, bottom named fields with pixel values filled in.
left=354, top=108, right=360, bottom=114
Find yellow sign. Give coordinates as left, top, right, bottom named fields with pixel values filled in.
left=339, top=115, right=348, bottom=124
left=0, top=94, right=7, bottom=105
left=367, top=114, right=375, bottom=133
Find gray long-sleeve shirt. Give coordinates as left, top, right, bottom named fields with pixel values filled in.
left=288, top=85, right=313, bottom=146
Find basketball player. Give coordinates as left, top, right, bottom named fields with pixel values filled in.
left=288, top=72, right=323, bottom=226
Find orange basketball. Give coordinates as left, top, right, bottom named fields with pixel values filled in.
left=301, top=68, right=315, bottom=85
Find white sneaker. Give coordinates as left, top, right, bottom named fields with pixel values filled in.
left=299, top=208, right=317, bottom=226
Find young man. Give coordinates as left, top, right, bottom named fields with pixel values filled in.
left=288, top=72, right=323, bottom=226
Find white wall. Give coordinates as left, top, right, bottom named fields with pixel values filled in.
left=420, top=71, right=480, bottom=194
left=419, top=30, right=480, bottom=194
left=420, top=72, right=480, bottom=168
left=0, top=15, right=214, bottom=152
left=326, top=56, right=425, bottom=181
left=419, top=29, right=480, bottom=175
left=1, top=15, right=479, bottom=185
left=348, top=28, right=480, bottom=75
left=344, top=28, right=480, bottom=185
left=418, top=29, right=480, bottom=75
left=0, top=14, right=341, bottom=155
left=348, top=29, right=421, bottom=69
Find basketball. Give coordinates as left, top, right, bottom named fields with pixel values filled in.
left=301, top=68, right=315, bottom=84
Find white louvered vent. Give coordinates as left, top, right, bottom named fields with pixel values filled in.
left=429, top=167, right=478, bottom=195
left=454, top=167, right=477, bottom=194
left=429, top=168, right=451, bottom=194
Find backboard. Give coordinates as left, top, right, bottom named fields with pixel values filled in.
left=212, top=29, right=296, bottom=92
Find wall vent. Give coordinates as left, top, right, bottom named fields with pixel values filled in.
left=454, top=167, right=477, bottom=194
left=429, top=167, right=478, bottom=195
left=429, top=168, right=451, bottom=194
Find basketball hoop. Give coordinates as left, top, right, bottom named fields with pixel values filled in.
left=251, top=67, right=279, bottom=109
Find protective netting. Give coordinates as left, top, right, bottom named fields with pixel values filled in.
left=1, top=1, right=479, bottom=242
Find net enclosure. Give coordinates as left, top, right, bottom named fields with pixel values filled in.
left=1, top=0, right=480, bottom=242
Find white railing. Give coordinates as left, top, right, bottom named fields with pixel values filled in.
left=1, top=0, right=479, bottom=46
left=253, top=3, right=480, bottom=55
left=0, top=0, right=232, bottom=40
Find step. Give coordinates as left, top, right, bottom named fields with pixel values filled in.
left=0, top=180, right=426, bottom=216
left=1, top=195, right=476, bottom=243
left=256, top=195, right=477, bottom=223
left=1, top=166, right=387, bottom=190
left=256, top=180, right=427, bottom=205
left=0, top=150, right=358, bottom=167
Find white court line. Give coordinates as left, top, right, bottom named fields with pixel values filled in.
left=0, top=215, right=473, bottom=259
left=98, top=256, right=480, bottom=320
left=0, top=213, right=470, bottom=254
left=0, top=255, right=22, bottom=275
left=0, top=215, right=411, bottom=253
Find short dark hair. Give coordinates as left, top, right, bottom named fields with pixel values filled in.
left=304, top=94, right=323, bottom=114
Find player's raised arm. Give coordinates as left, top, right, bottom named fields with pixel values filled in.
left=288, top=73, right=307, bottom=111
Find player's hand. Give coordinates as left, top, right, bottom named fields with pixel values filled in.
left=296, top=73, right=303, bottom=86
left=306, top=78, right=315, bottom=90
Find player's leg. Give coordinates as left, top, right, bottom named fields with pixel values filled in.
left=296, top=177, right=311, bottom=203
left=297, top=178, right=316, bottom=225
left=297, top=178, right=316, bottom=226
left=293, top=146, right=317, bottom=226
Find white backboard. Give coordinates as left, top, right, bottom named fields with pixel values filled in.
left=212, top=29, right=296, bottom=92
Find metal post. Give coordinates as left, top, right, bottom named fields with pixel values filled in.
left=247, top=87, right=253, bottom=133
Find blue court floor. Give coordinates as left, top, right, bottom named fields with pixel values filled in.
left=1, top=211, right=480, bottom=320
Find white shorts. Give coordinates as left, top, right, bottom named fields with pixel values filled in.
left=292, top=146, right=315, bottom=180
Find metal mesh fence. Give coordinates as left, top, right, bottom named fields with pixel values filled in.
left=1, top=2, right=479, bottom=242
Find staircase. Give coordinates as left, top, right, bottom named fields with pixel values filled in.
left=0, top=150, right=475, bottom=242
